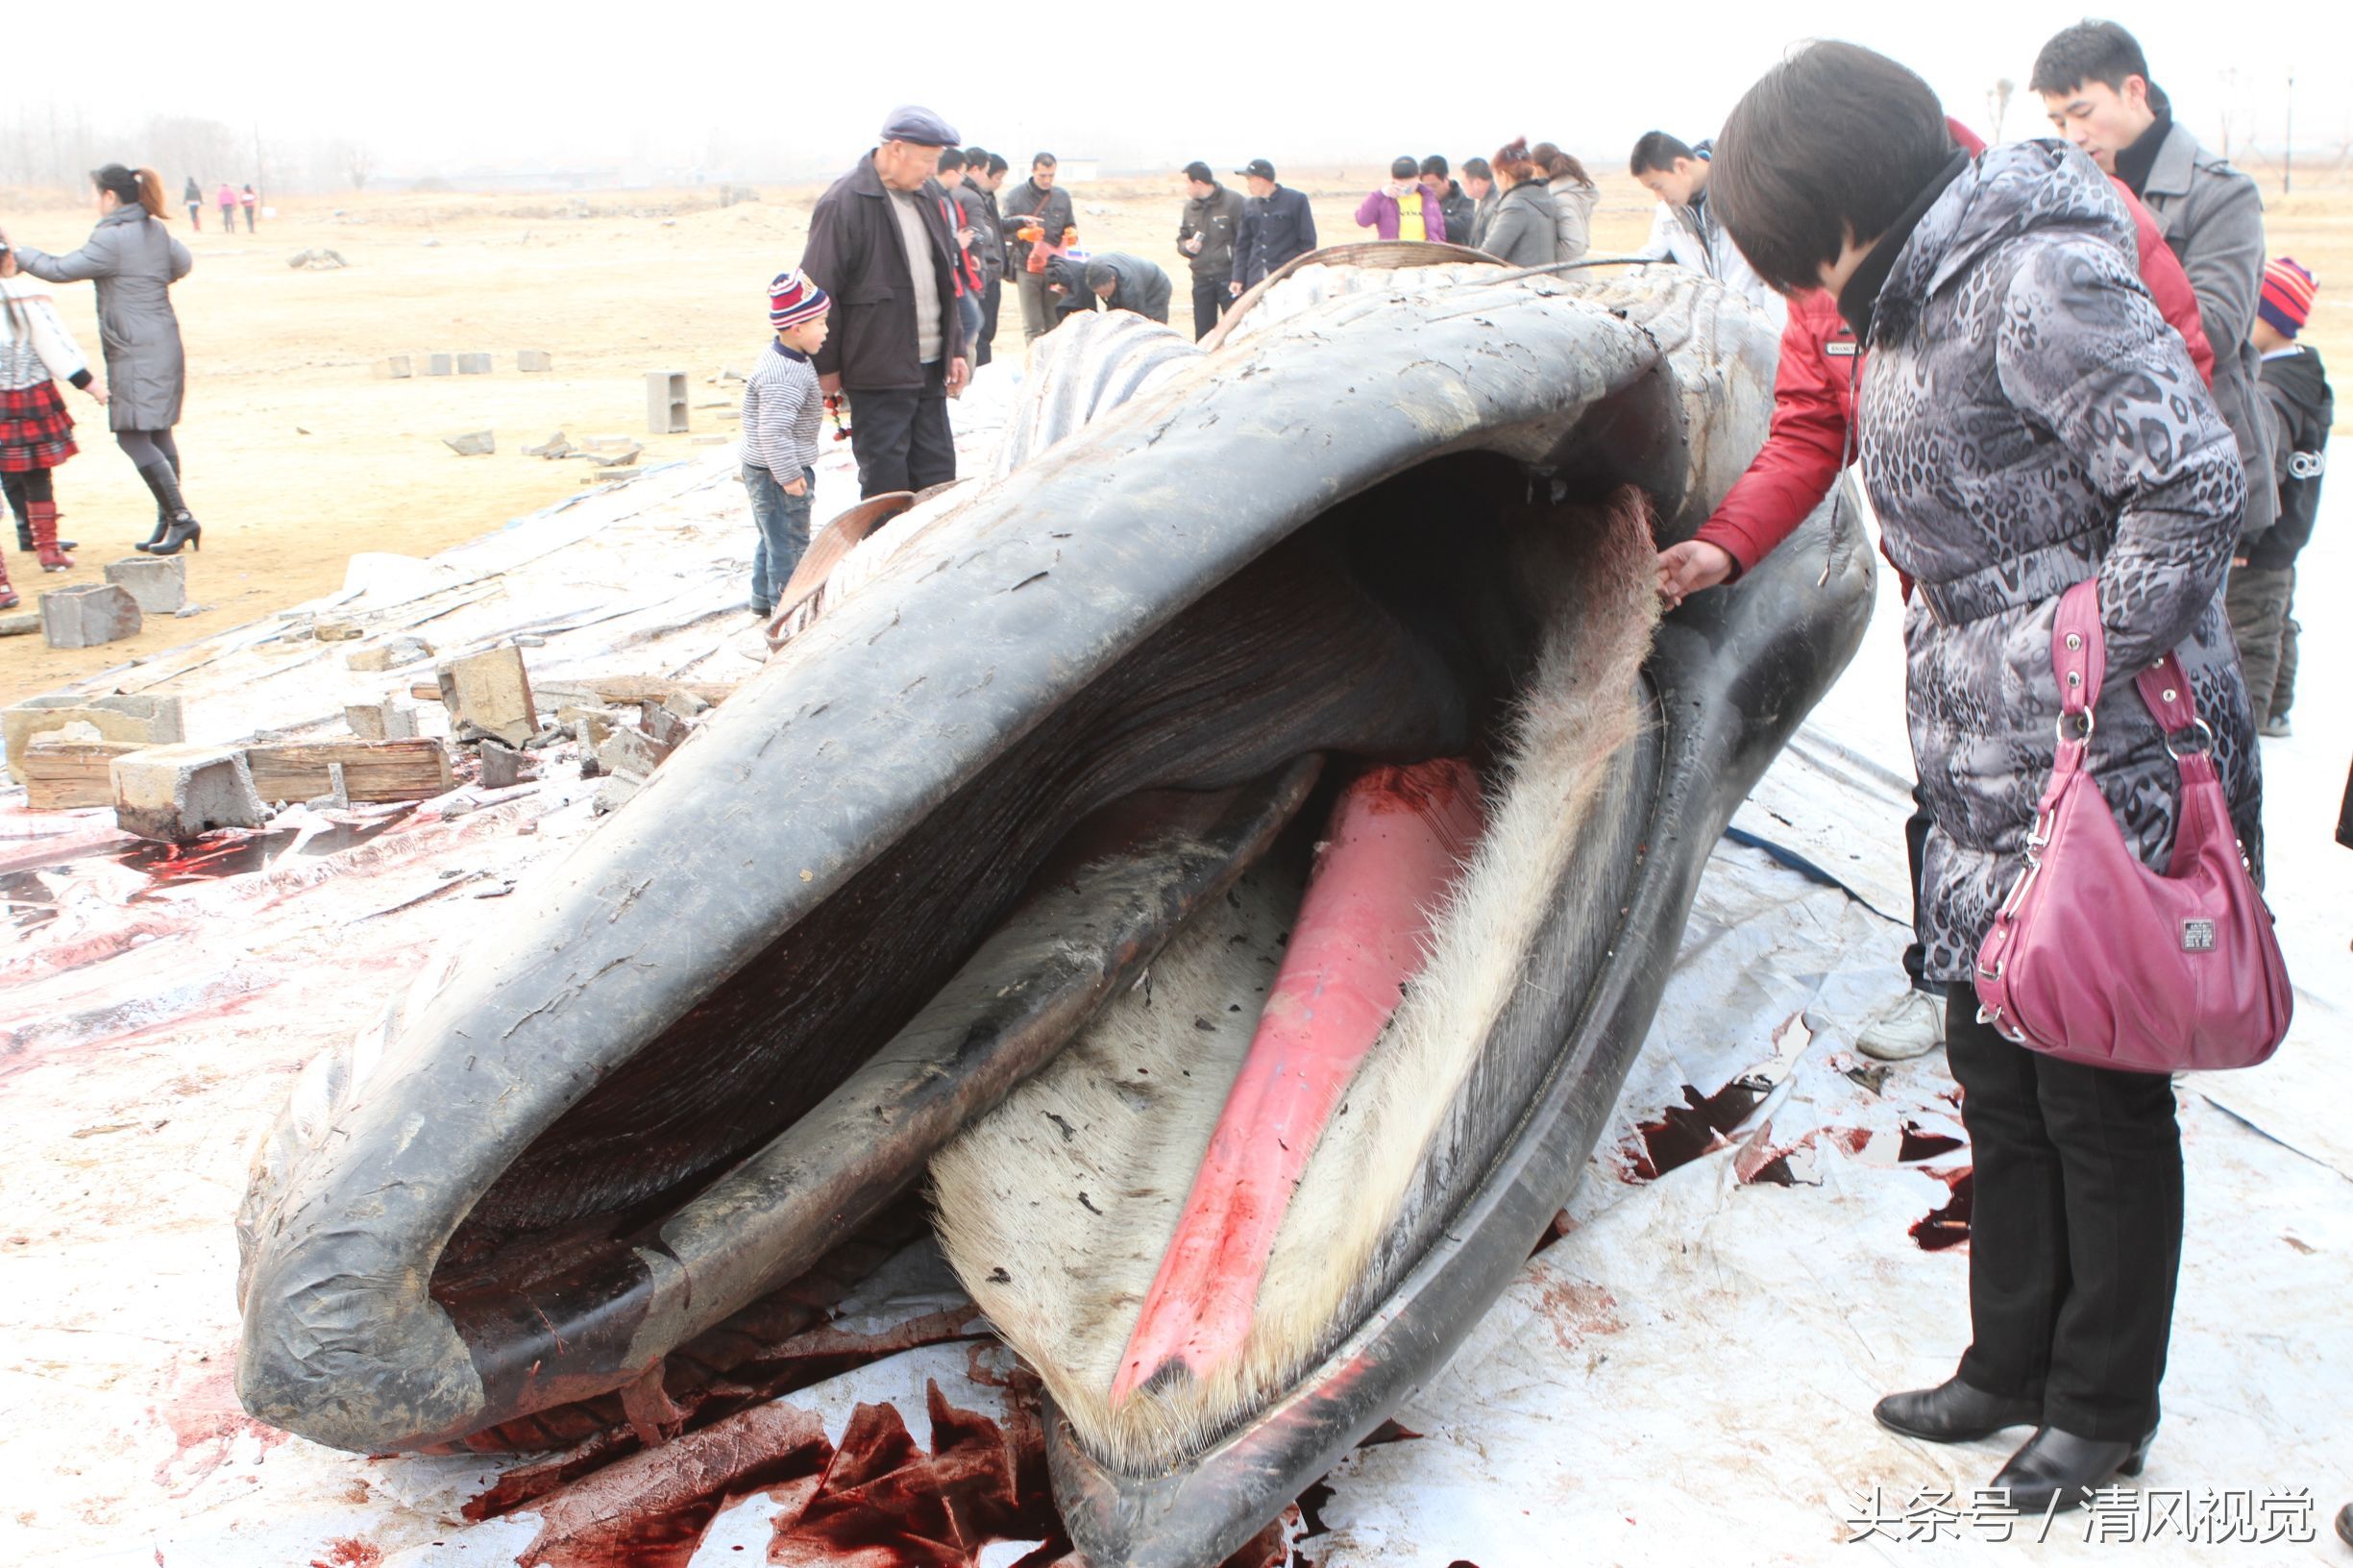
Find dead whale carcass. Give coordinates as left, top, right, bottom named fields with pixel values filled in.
left=233, top=246, right=1873, bottom=1562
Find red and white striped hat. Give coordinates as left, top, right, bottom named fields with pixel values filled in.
left=769, top=269, right=831, bottom=330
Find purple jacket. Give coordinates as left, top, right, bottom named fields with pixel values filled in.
left=1353, top=186, right=1447, bottom=243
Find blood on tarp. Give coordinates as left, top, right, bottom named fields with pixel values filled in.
left=1899, top=1121, right=1965, bottom=1163
left=1910, top=1169, right=1973, bottom=1252
left=1622, top=1076, right=1774, bottom=1181
left=111, top=812, right=413, bottom=897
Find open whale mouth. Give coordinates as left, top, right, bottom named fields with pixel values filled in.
left=236, top=252, right=1865, bottom=1561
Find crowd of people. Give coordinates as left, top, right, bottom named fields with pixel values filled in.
left=738, top=16, right=2341, bottom=1535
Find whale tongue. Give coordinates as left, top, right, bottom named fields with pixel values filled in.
left=1111, top=757, right=1485, bottom=1406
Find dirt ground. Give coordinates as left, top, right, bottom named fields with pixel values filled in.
left=3, top=162, right=2347, bottom=701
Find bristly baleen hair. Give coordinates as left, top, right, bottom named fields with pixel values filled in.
left=932, top=484, right=1661, bottom=1470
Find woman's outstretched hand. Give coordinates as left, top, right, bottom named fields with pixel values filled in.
left=1656, top=539, right=1735, bottom=610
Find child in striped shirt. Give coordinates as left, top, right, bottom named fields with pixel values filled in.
left=742, top=271, right=830, bottom=617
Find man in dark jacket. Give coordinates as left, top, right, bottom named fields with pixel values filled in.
left=1421, top=157, right=1476, bottom=252
left=1177, top=160, right=1245, bottom=339
left=2229, top=257, right=2330, bottom=735
left=1230, top=159, right=1316, bottom=297
left=802, top=106, right=969, bottom=498
left=1002, top=153, right=1077, bottom=347
left=2034, top=20, right=2277, bottom=550
left=954, top=147, right=1007, bottom=368
left=1084, top=253, right=1173, bottom=323
left=1460, top=158, right=1497, bottom=249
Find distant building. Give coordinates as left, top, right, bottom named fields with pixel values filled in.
left=1055, top=158, right=1100, bottom=184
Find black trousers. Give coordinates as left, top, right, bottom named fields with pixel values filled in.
left=1945, top=987, right=2183, bottom=1441
left=1191, top=279, right=1230, bottom=340
left=974, top=279, right=1002, bottom=368
left=846, top=360, right=954, bottom=499
left=1902, top=779, right=1935, bottom=994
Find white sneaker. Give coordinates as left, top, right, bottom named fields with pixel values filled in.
left=1857, top=988, right=1945, bottom=1061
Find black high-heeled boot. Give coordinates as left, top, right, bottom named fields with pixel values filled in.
left=1991, top=1425, right=2155, bottom=1513
left=135, top=461, right=200, bottom=554
left=1874, top=1378, right=2041, bottom=1443
left=146, top=515, right=202, bottom=555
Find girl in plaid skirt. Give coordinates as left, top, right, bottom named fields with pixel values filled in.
left=0, top=233, right=107, bottom=606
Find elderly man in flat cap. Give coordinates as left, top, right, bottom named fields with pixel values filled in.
left=803, top=106, right=970, bottom=498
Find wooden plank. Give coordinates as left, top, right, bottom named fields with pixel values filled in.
left=533, top=675, right=739, bottom=709
left=242, top=739, right=453, bottom=804
left=24, top=739, right=146, bottom=810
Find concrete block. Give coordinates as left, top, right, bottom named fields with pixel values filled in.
left=103, top=555, right=188, bottom=615
left=523, top=431, right=574, bottom=458
left=424, top=353, right=453, bottom=377
left=457, top=352, right=493, bottom=375
left=478, top=740, right=529, bottom=790
left=646, top=370, right=689, bottom=435
left=5, top=692, right=184, bottom=783
left=39, top=584, right=142, bottom=649
left=517, top=350, right=552, bottom=373
left=0, top=611, right=38, bottom=637
left=313, top=620, right=365, bottom=642
left=557, top=703, right=622, bottom=751
left=593, top=773, right=642, bottom=814
left=375, top=355, right=412, bottom=379
left=112, top=743, right=266, bottom=843
left=443, top=429, right=495, bottom=457
left=585, top=434, right=633, bottom=453
left=596, top=724, right=672, bottom=782
left=344, top=699, right=420, bottom=742
left=437, top=645, right=537, bottom=747
left=344, top=636, right=434, bottom=673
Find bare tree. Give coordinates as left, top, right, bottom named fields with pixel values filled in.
left=2213, top=68, right=2240, bottom=160
left=143, top=113, right=241, bottom=188
left=346, top=143, right=376, bottom=191
left=1987, top=79, right=2015, bottom=144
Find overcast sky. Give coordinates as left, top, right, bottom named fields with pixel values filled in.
left=16, top=1, right=2349, bottom=183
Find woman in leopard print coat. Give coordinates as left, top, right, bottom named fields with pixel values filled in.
left=1713, top=42, right=2260, bottom=1514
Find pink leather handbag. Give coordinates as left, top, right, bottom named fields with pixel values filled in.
left=1974, top=581, right=2292, bottom=1072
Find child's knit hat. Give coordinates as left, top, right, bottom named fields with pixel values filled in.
left=770, top=270, right=831, bottom=330
left=2258, top=257, right=2316, bottom=340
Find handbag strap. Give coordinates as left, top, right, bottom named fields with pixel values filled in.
left=2051, top=581, right=2107, bottom=722
left=2051, top=578, right=2203, bottom=741
left=2134, top=654, right=2199, bottom=733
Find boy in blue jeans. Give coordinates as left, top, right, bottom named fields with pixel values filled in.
left=742, top=270, right=831, bottom=616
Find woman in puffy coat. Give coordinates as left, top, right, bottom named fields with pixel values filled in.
left=1477, top=138, right=1557, bottom=268
left=12, top=163, right=201, bottom=555
left=1714, top=42, right=2258, bottom=1517
left=1532, top=142, right=1599, bottom=262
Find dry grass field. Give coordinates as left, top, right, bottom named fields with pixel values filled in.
left=3, top=161, right=2348, bottom=701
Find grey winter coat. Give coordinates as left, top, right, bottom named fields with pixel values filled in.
left=1480, top=180, right=1556, bottom=268
left=954, top=178, right=1005, bottom=288
left=1550, top=178, right=1598, bottom=263
left=1469, top=187, right=1498, bottom=250
left=14, top=204, right=192, bottom=431
left=2134, top=120, right=2276, bottom=549
left=1856, top=141, right=2260, bottom=984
